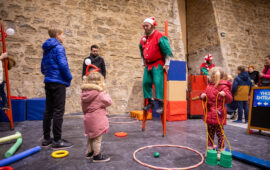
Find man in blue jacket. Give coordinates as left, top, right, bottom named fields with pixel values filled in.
left=41, top=28, right=73, bottom=149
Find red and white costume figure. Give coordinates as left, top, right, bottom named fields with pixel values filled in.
left=200, top=54, right=215, bottom=75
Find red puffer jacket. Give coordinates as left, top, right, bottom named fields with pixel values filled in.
left=203, top=80, right=233, bottom=125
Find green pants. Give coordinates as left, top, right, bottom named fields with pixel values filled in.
left=143, top=65, right=164, bottom=100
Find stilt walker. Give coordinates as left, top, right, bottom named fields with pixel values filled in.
left=0, top=20, right=14, bottom=129
left=140, top=18, right=172, bottom=136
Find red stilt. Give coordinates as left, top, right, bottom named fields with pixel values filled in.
left=1, top=21, right=13, bottom=130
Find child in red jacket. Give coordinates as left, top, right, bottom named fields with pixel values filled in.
left=201, top=67, right=233, bottom=159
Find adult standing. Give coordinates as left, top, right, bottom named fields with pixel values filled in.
left=139, top=17, right=173, bottom=114
left=200, top=54, right=215, bottom=76
left=258, top=55, right=270, bottom=86
left=41, top=28, right=73, bottom=149
left=82, top=45, right=106, bottom=78
left=248, top=66, right=259, bottom=85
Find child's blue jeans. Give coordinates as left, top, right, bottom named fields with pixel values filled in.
left=0, top=81, right=8, bottom=107
left=237, top=101, right=249, bottom=122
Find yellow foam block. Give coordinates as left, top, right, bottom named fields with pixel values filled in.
left=167, top=81, right=187, bottom=101
left=130, top=110, right=152, bottom=120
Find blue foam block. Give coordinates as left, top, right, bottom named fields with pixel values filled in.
left=167, top=60, right=186, bottom=81
left=0, top=99, right=26, bottom=122
left=27, top=98, right=46, bottom=120
left=0, top=146, right=41, bottom=166
left=225, top=148, right=270, bottom=169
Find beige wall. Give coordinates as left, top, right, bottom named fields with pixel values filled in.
left=213, top=0, right=270, bottom=76
left=187, top=0, right=270, bottom=76
left=0, top=0, right=185, bottom=114
left=187, top=0, right=224, bottom=74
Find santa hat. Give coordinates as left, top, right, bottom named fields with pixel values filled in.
left=204, top=54, right=213, bottom=62
left=143, top=17, right=157, bottom=26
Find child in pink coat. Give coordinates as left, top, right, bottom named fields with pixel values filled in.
left=81, top=71, right=112, bottom=163
left=201, top=67, right=233, bottom=159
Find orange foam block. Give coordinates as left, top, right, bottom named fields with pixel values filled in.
left=167, top=81, right=187, bottom=101
left=130, top=110, right=152, bottom=120
left=166, top=101, right=187, bottom=121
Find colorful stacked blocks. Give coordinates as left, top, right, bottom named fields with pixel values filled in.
left=166, top=60, right=187, bottom=121
left=27, top=98, right=46, bottom=120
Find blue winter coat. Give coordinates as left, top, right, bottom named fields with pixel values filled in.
left=41, top=38, right=72, bottom=87
left=232, top=71, right=252, bottom=101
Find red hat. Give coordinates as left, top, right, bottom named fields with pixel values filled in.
left=85, top=64, right=100, bottom=76
left=204, top=54, right=213, bottom=62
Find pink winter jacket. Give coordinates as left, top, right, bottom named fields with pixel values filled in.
left=81, top=84, right=112, bottom=139
left=203, top=80, right=233, bottom=125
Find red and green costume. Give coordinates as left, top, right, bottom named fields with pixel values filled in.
left=200, top=63, right=215, bottom=76
left=139, top=30, right=172, bottom=100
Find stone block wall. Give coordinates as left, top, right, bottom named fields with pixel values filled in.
left=0, top=0, right=185, bottom=114
left=187, top=0, right=270, bottom=76
left=213, top=0, right=270, bottom=76
left=187, top=0, right=224, bottom=74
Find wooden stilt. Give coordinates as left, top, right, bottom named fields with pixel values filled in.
left=142, top=99, right=147, bottom=131
left=1, top=21, right=13, bottom=130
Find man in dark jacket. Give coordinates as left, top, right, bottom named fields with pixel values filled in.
left=41, top=28, right=72, bottom=149
left=82, top=45, right=106, bottom=78
left=232, top=66, right=252, bottom=123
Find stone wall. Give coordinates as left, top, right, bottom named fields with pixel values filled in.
left=0, top=0, right=185, bottom=114
left=213, top=0, right=270, bottom=76
left=187, top=0, right=224, bottom=74
left=187, top=0, right=270, bottom=76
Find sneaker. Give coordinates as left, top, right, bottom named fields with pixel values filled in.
left=51, top=139, right=73, bottom=150
left=1, top=104, right=9, bottom=110
left=155, top=101, right=164, bottom=114
left=233, top=120, right=242, bottom=123
left=143, top=99, right=155, bottom=111
left=86, top=151, right=94, bottom=159
left=231, top=112, right=237, bottom=120
left=41, top=138, right=53, bottom=147
left=93, top=154, right=110, bottom=163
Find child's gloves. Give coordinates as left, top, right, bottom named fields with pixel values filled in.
left=0, top=52, right=8, bottom=59
left=219, top=91, right=226, bottom=97
left=201, top=93, right=206, bottom=99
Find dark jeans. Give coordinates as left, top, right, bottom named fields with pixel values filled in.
left=43, top=83, right=66, bottom=141
left=236, top=101, right=249, bottom=122
left=0, top=82, right=8, bottom=106
left=226, top=101, right=237, bottom=115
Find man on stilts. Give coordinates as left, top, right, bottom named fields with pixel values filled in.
left=140, top=17, right=173, bottom=114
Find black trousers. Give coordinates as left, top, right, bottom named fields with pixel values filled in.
left=43, top=83, right=66, bottom=141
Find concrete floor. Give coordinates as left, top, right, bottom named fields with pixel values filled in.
left=0, top=114, right=269, bottom=170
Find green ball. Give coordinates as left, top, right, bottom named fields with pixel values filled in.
left=154, top=152, right=160, bottom=158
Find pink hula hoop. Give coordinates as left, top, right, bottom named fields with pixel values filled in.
left=133, top=144, right=204, bottom=170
